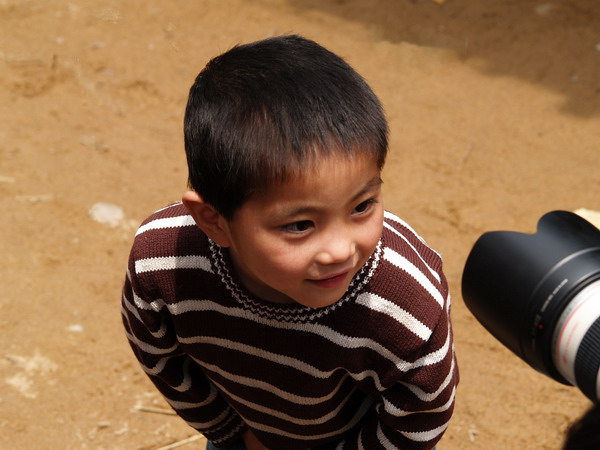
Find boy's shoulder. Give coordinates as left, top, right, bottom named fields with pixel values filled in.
left=355, top=211, right=448, bottom=351
left=129, top=202, right=207, bottom=261
left=370, top=211, right=447, bottom=312
left=137, top=202, right=193, bottom=230
left=381, top=211, right=442, bottom=267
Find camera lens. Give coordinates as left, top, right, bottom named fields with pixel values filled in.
left=552, top=280, right=600, bottom=401
left=462, top=211, right=600, bottom=402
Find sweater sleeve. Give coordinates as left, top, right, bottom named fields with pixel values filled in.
left=318, top=290, right=457, bottom=450
left=121, top=262, right=248, bottom=447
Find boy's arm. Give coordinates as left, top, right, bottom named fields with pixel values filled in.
left=318, top=289, right=458, bottom=450
left=121, top=269, right=248, bottom=448
left=367, top=307, right=457, bottom=450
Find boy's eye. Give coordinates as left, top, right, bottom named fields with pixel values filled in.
left=353, top=199, right=376, bottom=215
left=283, top=220, right=314, bottom=233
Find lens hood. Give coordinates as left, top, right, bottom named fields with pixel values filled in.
left=462, top=211, right=600, bottom=384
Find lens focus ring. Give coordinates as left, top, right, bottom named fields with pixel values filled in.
left=575, top=317, right=600, bottom=402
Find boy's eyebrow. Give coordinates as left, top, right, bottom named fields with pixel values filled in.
left=275, top=175, right=383, bottom=219
left=352, top=175, right=383, bottom=202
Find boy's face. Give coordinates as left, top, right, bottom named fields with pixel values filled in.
left=219, top=153, right=384, bottom=308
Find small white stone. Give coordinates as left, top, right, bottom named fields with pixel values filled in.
left=79, top=135, right=97, bottom=147
left=89, top=202, right=125, bottom=227
left=90, top=40, right=106, bottom=50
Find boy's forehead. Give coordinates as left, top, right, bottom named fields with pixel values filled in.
left=278, top=151, right=381, bottom=184
left=246, top=154, right=382, bottom=212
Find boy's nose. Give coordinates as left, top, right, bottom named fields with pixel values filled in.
left=315, top=233, right=356, bottom=265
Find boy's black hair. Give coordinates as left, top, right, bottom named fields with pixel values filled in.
left=184, top=34, right=388, bottom=220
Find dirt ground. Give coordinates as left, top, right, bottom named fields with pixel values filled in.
left=1, top=0, right=599, bottom=448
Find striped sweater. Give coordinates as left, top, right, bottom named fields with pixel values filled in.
left=121, top=203, right=458, bottom=449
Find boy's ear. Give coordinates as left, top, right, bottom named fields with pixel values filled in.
left=182, top=191, right=232, bottom=248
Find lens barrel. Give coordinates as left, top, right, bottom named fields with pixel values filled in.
left=462, top=211, right=600, bottom=402
left=553, top=280, right=600, bottom=401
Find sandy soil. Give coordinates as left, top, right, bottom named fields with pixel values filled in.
left=1, top=0, right=599, bottom=448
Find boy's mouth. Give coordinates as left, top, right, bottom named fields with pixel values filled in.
left=307, top=271, right=350, bottom=289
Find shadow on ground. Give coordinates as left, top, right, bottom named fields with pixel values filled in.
left=286, top=0, right=600, bottom=117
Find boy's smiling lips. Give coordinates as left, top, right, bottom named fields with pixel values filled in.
left=307, top=269, right=352, bottom=289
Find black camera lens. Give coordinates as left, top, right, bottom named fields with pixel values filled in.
left=461, top=211, right=600, bottom=402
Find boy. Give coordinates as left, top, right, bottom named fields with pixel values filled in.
left=122, top=35, right=457, bottom=449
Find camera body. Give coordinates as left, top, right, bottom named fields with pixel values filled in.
left=462, top=211, right=600, bottom=402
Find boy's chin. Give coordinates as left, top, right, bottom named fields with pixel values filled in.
left=292, top=287, right=350, bottom=309
left=262, top=281, right=351, bottom=308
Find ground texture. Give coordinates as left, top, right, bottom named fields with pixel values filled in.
left=1, top=1, right=599, bottom=448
